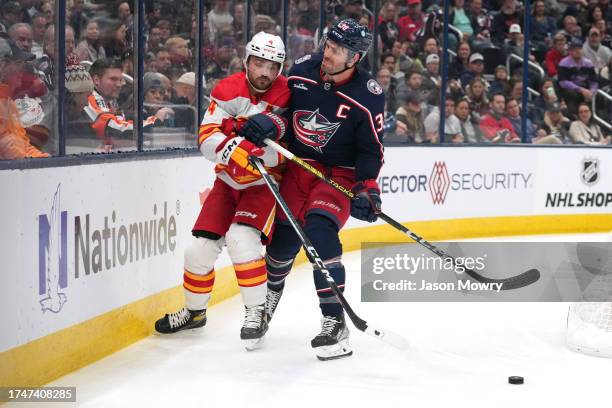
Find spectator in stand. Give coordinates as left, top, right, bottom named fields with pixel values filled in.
left=394, top=91, right=427, bottom=144
left=147, top=26, right=163, bottom=52
left=505, top=97, right=538, bottom=142
left=0, top=36, right=49, bottom=159
left=38, top=1, right=53, bottom=25
left=422, top=53, right=441, bottom=93
left=379, top=1, right=400, bottom=51
left=228, top=56, right=243, bottom=75
left=398, top=0, right=424, bottom=43
left=459, top=52, right=486, bottom=89
left=489, top=65, right=511, bottom=95
left=557, top=15, right=582, bottom=44
left=449, top=41, right=470, bottom=78
left=584, top=4, right=606, bottom=37
left=75, top=20, right=106, bottom=63
left=465, top=77, right=489, bottom=120
left=397, top=69, right=427, bottom=103
left=35, top=25, right=76, bottom=90
left=84, top=58, right=171, bottom=150
left=8, top=23, right=33, bottom=53
left=539, top=102, right=569, bottom=143
left=532, top=77, right=565, bottom=124
left=491, top=0, right=523, bottom=46
left=380, top=52, right=397, bottom=75
left=30, top=13, right=46, bottom=58
left=594, top=20, right=611, bottom=49
left=143, top=72, right=174, bottom=122
left=454, top=98, right=484, bottom=143
left=173, top=72, right=196, bottom=107
left=377, top=67, right=398, bottom=113
left=530, top=0, right=557, bottom=53
left=450, top=0, right=475, bottom=43
left=424, top=97, right=462, bottom=143
left=152, top=47, right=172, bottom=78
left=208, top=0, right=233, bottom=42
left=418, top=37, right=440, bottom=67
left=166, top=36, right=192, bottom=77
left=583, top=27, right=612, bottom=73
left=558, top=39, right=599, bottom=117
left=104, top=21, right=129, bottom=60
left=467, top=0, right=493, bottom=49
left=480, top=93, right=521, bottom=143
left=342, top=0, right=364, bottom=19
left=204, top=37, right=234, bottom=83
left=602, top=0, right=612, bottom=20
left=0, top=2, right=21, bottom=34
left=69, top=0, right=87, bottom=39
left=156, top=20, right=172, bottom=44
left=569, top=103, right=611, bottom=144
left=545, top=33, right=568, bottom=78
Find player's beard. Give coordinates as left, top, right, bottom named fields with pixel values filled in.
left=253, top=76, right=272, bottom=90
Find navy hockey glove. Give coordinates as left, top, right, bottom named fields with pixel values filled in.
left=238, top=112, right=287, bottom=147
left=351, top=180, right=382, bottom=223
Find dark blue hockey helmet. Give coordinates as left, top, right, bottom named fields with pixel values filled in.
left=325, top=18, right=372, bottom=59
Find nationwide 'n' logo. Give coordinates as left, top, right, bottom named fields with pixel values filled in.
left=293, top=109, right=341, bottom=154
left=581, top=158, right=599, bottom=186
left=38, top=184, right=68, bottom=313
left=429, top=161, right=451, bottom=205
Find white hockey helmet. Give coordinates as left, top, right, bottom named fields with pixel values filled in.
left=243, top=31, right=286, bottom=67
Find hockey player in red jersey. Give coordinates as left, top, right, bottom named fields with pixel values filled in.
left=239, top=19, right=385, bottom=360
left=155, top=32, right=290, bottom=350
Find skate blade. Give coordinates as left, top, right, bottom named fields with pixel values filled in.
left=243, top=337, right=265, bottom=351
left=314, top=339, right=353, bottom=361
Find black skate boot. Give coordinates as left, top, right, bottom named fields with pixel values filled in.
left=265, top=287, right=283, bottom=323
left=311, top=314, right=352, bottom=361
left=241, top=303, right=268, bottom=351
left=155, top=307, right=207, bottom=334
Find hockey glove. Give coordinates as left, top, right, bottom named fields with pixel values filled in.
left=216, top=136, right=263, bottom=178
left=238, top=112, right=287, bottom=147
left=350, top=179, right=382, bottom=223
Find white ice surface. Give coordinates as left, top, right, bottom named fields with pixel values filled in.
left=17, top=233, right=611, bottom=408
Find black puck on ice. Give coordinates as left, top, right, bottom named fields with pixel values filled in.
left=508, top=376, right=524, bottom=385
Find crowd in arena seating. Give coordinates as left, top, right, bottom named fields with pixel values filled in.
left=374, top=0, right=611, bottom=144
left=0, top=0, right=611, bottom=159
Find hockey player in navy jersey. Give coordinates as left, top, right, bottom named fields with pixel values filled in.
left=239, top=19, right=385, bottom=360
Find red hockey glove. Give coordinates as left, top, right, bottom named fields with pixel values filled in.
left=351, top=179, right=382, bottom=223
left=216, top=136, right=264, bottom=178
left=238, top=112, right=287, bottom=147
left=220, top=117, right=247, bottom=137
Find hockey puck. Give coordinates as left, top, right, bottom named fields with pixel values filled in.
left=508, top=376, right=524, bottom=385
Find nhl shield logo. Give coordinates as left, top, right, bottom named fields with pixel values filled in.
left=581, top=158, right=599, bottom=185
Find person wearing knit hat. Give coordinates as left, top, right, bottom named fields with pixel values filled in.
left=65, top=55, right=94, bottom=94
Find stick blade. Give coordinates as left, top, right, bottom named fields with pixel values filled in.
left=364, top=326, right=409, bottom=350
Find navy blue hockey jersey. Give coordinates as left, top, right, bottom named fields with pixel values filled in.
left=283, top=53, right=385, bottom=182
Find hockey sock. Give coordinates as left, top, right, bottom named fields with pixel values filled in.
left=183, top=268, right=215, bottom=310
left=265, top=222, right=302, bottom=292
left=303, top=215, right=345, bottom=317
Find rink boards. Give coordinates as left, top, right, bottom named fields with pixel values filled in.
left=2, top=146, right=612, bottom=387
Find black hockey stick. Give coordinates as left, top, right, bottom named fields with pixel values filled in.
left=249, top=157, right=408, bottom=350
left=262, top=139, right=540, bottom=291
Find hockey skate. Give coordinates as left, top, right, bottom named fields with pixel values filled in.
left=155, top=307, right=207, bottom=334
left=311, top=314, right=352, bottom=361
left=241, top=304, right=268, bottom=351
left=265, top=287, right=283, bottom=323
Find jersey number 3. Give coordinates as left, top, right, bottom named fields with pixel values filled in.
left=374, top=113, right=384, bottom=133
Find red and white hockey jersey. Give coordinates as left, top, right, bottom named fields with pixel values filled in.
left=198, top=71, right=290, bottom=189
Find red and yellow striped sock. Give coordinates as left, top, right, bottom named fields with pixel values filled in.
left=234, top=258, right=267, bottom=306
left=183, top=269, right=215, bottom=310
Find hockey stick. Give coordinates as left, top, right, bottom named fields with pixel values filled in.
left=249, top=157, right=408, bottom=350
left=263, top=139, right=540, bottom=291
